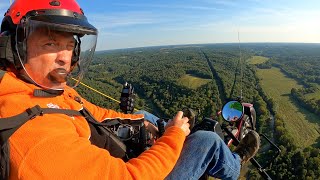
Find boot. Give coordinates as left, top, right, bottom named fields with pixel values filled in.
left=234, top=130, right=260, bottom=164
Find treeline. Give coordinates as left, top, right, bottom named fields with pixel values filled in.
left=291, top=87, right=320, bottom=116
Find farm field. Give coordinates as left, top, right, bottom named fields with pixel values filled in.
left=248, top=56, right=269, bottom=64
left=256, top=67, right=320, bottom=147
left=305, top=84, right=320, bottom=100
left=178, top=74, right=211, bottom=89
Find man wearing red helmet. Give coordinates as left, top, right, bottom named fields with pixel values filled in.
left=0, top=0, right=260, bottom=179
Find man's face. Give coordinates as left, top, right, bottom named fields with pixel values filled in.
left=24, top=28, right=75, bottom=89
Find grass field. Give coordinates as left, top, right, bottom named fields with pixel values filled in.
left=178, top=74, right=211, bottom=89
left=257, top=67, right=320, bottom=147
left=305, top=91, right=320, bottom=100
left=305, top=84, right=320, bottom=100
left=248, top=56, right=269, bottom=64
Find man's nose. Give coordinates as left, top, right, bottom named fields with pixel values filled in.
left=56, top=49, right=72, bottom=65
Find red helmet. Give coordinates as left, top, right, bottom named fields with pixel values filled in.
left=0, top=0, right=98, bottom=89
left=5, top=0, right=83, bottom=25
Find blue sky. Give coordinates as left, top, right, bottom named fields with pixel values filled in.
left=1, top=0, right=320, bottom=50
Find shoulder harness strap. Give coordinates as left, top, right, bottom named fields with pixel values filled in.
left=0, top=105, right=82, bottom=145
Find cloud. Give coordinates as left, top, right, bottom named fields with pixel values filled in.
left=93, top=1, right=320, bottom=50
left=196, top=0, right=239, bottom=7
left=212, top=0, right=238, bottom=6
left=88, top=11, right=157, bottom=30
left=158, top=20, right=229, bottom=32
left=87, top=8, right=209, bottom=31
left=252, top=7, right=289, bottom=16
left=0, top=2, right=10, bottom=24
left=0, top=1, right=10, bottom=8
left=0, top=2, right=9, bottom=12
left=154, top=5, right=320, bottom=43
left=0, top=2, right=9, bottom=8
left=113, top=2, right=221, bottom=11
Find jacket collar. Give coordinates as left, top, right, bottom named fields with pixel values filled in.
left=0, top=72, right=64, bottom=97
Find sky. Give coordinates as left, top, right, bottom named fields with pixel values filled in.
left=0, top=0, right=320, bottom=50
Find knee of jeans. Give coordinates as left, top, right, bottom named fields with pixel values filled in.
left=134, top=110, right=147, bottom=115
left=134, top=110, right=160, bottom=126
left=189, top=131, right=223, bottom=145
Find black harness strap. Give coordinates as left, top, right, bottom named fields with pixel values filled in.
left=41, top=108, right=82, bottom=116
left=0, top=105, right=129, bottom=180
left=79, top=107, right=127, bottom=158
left=0, top=104, right=124, bottom=145
left=0, top=105, right=42, bottom=145
left=0, top=105, right=83, bottom=145
left=0, top=105, right=45, bottom=180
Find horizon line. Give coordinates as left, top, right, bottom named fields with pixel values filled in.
left=97, top=42, right=320, bottom=52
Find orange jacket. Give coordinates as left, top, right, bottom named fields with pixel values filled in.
left=0, top=72, right=186, bottom=180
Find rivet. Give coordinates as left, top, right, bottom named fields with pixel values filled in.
left=49, top=1, right=60, bottom=6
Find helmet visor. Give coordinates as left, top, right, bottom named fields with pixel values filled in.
left=16, top=19, right=97, bottom=90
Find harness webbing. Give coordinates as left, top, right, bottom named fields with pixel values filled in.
left=0, top=105, right=124, bottom=145
left=0, top=105, right=127, bottom=180
left=0, top=105, right=82, bottom=145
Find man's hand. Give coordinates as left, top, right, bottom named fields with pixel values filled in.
left=165, top=111, right=190, bottom=136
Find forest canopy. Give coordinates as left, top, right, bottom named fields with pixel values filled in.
left=76, top=43, right=320, bottom=179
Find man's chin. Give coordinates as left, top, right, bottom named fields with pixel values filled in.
left=46, top=81, right=67, bottom=90
left=48, top=69, right=69, bottom=83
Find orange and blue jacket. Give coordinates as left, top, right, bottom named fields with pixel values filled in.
left=0, top=72, right=186, bottom=180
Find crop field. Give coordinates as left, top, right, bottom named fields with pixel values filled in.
left=257, top=67, right=320, bottom=147
left=305, top=84, right=320, bottom=100
left=178, top=74, right=211, bottom=89
left=248, top=56, right=269, bottom=64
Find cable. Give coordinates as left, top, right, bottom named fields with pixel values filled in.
left=72, top=78, right=140, bottom=111
left=238, top=31, right=243, bottom=99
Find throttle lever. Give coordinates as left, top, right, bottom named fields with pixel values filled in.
left=182, top=108, right=196, bottom=130
left=156, top=119, right=166, bottom=137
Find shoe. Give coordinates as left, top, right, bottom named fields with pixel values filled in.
left=234, top=130, right=260, bottom=164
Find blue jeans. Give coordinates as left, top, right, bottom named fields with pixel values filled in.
left=135, top=111, right=241, bottom=179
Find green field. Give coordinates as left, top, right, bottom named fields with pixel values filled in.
left=305, top=84, right=320, bottom=100
left=257, top=67, right=320, bottom=147
left=305, top=91, right=320, bottom=100
left=248, top=56, right=269, bottom=64
left=178, top=74, right=211, bottom=89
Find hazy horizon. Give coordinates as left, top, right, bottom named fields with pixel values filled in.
left=96, top=42, right=320, bottom=52
left=1, top=0, right=320, bottom=51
